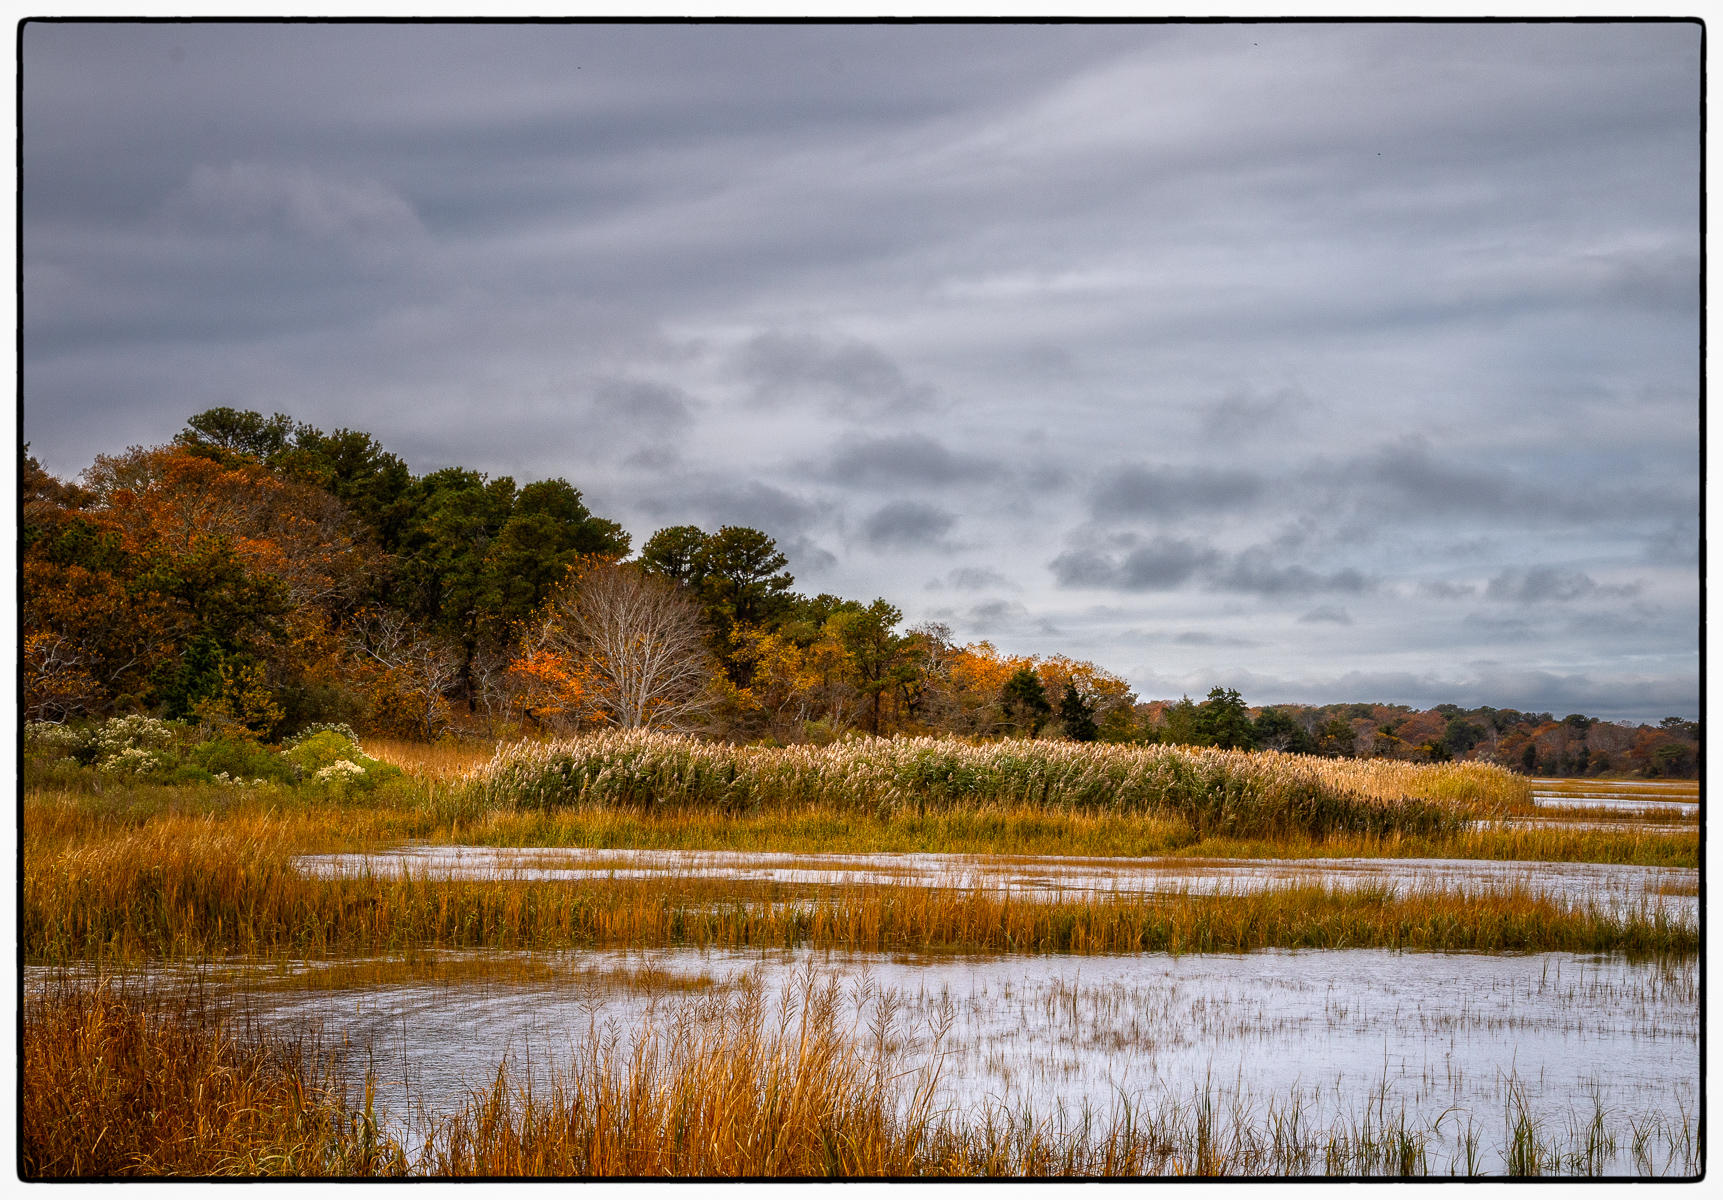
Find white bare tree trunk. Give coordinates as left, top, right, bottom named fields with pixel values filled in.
left=550, top=564, right=717, bottom=732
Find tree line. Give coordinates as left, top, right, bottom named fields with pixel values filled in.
left=21, top=408, right=1698, bottom=777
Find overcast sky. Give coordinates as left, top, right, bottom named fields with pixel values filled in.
left=21, top=20, right=1701, bottom=722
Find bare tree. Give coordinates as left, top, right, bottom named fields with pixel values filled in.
left=541, top=563, right=719, bottom=731
left=348, top=606, right=463, bottom=738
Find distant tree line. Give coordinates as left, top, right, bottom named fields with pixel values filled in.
left=20, top=408, right=1699, bottom=777
left=1130, top=690, right=1699, bottom=779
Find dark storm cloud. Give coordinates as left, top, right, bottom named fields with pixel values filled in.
left=1419, top=581, right=1477, bottom=601
left=1087, top=463, right=1267, bottom=521
left=820, top=432, right=996, bottom=489
left=736, top=332, right=936, bottom=416
left=860, top=500, right=956, bottom=549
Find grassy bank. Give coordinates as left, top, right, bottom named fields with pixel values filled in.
left=22, top=810, right=1694, bottom=962
left=24, top=775, right=1698, bottom=869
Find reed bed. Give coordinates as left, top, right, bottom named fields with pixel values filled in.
left=22, top=814, right=1694, bottom=962
left=25, top=974, right=1697, bottom=1179
left=468, top=731, right=1531, bottom=839
left=20, top=979, right=406, bottom=1178
left=417, top=970, right=1701, bottom=1178
left=364, top=737, right=500, bottom=781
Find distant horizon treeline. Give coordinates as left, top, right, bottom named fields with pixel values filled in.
left=21, top=408, right=1700, bottom=779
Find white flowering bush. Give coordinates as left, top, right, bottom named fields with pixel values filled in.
left=92, top=715, right=183, bottom=758
left=24, top=721, right=86, bottom=758
left=98, top=746, right=167, bottom=777
left=210, top=771, right=268, bottom=788
left=314, top=759, right=367, bottom=784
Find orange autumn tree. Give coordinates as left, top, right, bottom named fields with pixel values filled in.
left=23, top=445, right=379, bottom=732
left=1032, top=654, right=1139, bottom=741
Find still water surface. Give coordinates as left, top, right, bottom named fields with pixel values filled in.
left=41, top=947, right=1694, bottom=1174
left=297, top=846, right=1696, bottom=924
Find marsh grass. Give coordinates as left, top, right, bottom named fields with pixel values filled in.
left=22, top=810, right=1695, bottom=962
left=365, top=737, right=499, bottom=781
left=23, top=970, right=1700, bottom=1179
left=20, top=979, right=406, bottom=1178
left=22, top=774, right=1694, bottom=965
left=416, top=971, right=1700, bottom=1178
left=468, top=732, right=1531, bottom=839
left=236, top=953, right=720, bottom=995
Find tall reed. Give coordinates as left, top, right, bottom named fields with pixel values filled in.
left=467, top=731, right=1531, bottom=839
left=420, top=970, right=1700, bottom=1178
left=21, top=980, right=406, bottom=1178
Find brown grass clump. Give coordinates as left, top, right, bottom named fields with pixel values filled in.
left=20, top=981, right=406, bottom=1178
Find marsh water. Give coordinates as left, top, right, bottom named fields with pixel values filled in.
left=296, top=846, right=1696, bottom=924
left=31, top=947, right=1698, bottom=1174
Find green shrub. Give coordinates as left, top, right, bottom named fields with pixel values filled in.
left=282, top=730, right=365, bottom=775
left=190, top=737, right=293, bottom=784
left=282, top=722, right=363, bottom=751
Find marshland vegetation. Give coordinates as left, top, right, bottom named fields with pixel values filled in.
left=20, top=721, right=1700, bottom=1178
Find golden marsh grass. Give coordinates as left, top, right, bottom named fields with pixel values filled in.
left=21, top=980, right=406, bottom=1178
left=22, top=810, right=1694, bottom=963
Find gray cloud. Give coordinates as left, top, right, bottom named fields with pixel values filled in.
left=164, top=161, right=428, bottom=251
left=1201, top=386, right=1313, bottom=441
left=639, top=479, right=825, bottom=541
left=928, top=566, right=1017, bottom=592
left=1213, top=551, right=1372, bottom=597
left=1052, top=538, right=1367, bottom=597
left=736, top=331, right=935, bottom=415
left=1173, top=632, right=1258, bottom=647
left=859, top=500, right=956, bottom=549
left=19, top=22, right=1698, bottom=723
left=590, top=378, right=697, bottom=433
left=1335, top=436, right=1684, bottom=527
left=1298, top=606, right=1353, bottom=624
left=1142, top=665, right=1696, bottom=725
left=1484, top=567, right=1640, bottom=605
left=1088, top=463, right=1267, bottom=521
left=1049, top=536, right=1222, bottom=591
left=821, top=432, right=995, bottom=488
